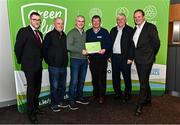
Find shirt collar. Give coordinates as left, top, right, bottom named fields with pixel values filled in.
left=75, top=27, right=84, bottom=33
left=54, top=28, right=63, bottom=34
left=136, top=21, right=146, bottom=29
left=30, top=24, right=37, bottom=31
left=117, top=25, right=124, bottom=31
left=93, top=27, right=101, bottom=33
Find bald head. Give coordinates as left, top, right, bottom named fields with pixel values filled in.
left=54, top=17, right=64, bottom=32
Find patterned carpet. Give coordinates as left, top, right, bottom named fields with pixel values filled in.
left=0, top=94, right=180, bottom=124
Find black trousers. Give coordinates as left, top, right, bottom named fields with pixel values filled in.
left=89, top=58, right=107, bottom=98
left=24, top=69, right=42, bottom=116
left=111, top=54, right=132, bottom=96
left=135, top=63, right=153, bottom=106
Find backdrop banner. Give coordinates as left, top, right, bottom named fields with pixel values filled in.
left=7, top=0, right=170, bottom=112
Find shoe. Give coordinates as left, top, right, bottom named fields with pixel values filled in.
left=68, top=101, right=79, bottom=110
left=114, top=94, right=122, bottom=100
left=76, top=99, right=89, bottom=105
left=99, top=97, right=104, bottom=104
left=143, top=100, right=152, bottom=106
left=51, top=106, right=61, bottom=112
left=123, top=94, right=132, bottom=103
left=89, top=96, right=97, bottom=102
left=28, top=115, right=38, bottom=124
left=58, top=101, right=69, bottom=108
left=35, top=108, right=45, bottom=115
left=134, top=105, right=143, bottom=116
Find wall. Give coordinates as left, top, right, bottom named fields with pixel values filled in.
left=0, top=0, right=16, bottom=107
left=171, top=0, right=180, bottom=4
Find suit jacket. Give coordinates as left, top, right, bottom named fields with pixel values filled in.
left=110, top=24, right=135, bottom=60
left=134, top=22, right=160, bottom=64
left=15, top=25, right=43, bottom=71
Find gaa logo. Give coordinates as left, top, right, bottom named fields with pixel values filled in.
left=89, top=8, right=102, bottom=18
left=115, top=7, right=129, bottom=17
left=21, top=3, right=67, bottom=35
left=144, top=5, right=157, bottom=20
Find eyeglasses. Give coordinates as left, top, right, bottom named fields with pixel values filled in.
left=31, top=19, right=41, bottom=22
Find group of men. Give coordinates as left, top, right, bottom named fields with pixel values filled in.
left=14, top=9, right=160, bottom=123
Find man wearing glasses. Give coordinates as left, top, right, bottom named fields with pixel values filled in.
left=15, top=12, right=44, bottom=124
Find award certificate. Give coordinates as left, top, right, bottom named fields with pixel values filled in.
left=85, top=41, right=101, bottom=54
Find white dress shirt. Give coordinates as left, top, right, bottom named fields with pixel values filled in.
left=133, top=21, right=145, bottom=47
left=113, top=26, right=123, bottom=54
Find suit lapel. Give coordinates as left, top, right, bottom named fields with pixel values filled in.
left=28, top=25, right=37, bottom=40
left=136, top=22, right=147, bottom=48
left=27, top=25, right=42, bottom=47
left=112, top=28, right=118, bottom=45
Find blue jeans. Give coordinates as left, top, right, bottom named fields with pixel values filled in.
left=68, top=58, right=88, bottom=102
left=48, top=66, right=67, bottom=106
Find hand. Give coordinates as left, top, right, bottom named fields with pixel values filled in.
left=88, top=59, right=90, bottom=63
left=98, top=49, right=106, bottom=55
left=127, top=59, right=133, bottom=64
left=82, top=49, right=88, bottom=55
left=108, top=58, right=111, bottom=63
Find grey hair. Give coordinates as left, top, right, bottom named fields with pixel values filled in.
left=54, top=17, right=64, bottom=22
left=116, top=13, right=126, bottom=19
left=76, top=15, right=85, bottom=21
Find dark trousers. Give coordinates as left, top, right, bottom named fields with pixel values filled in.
left=111, top=54, right=132, bottom=96
left=24, top=69, right=42, bottom=116
left=89, top=58, right=107, bottom=98
left=135, top=63, right=153, bottom=106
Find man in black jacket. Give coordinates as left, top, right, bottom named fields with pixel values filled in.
left=133, top=9, right=160, bottom=116
left=110, top=13, right=135, bottom=102
left=15, top=12, right=43, bottom=124
left=42, top=18, right=68, bottom=112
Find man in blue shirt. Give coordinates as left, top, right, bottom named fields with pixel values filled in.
left=86, top=15, right=111, bottom=104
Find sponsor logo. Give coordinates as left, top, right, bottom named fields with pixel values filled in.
left=115, top=7, right=129, bottom=17
left=88, top=8, right=103, bottom=27
left=89, top=8, right=102, bottom=18
left=144, top=5, right=157, bottom=20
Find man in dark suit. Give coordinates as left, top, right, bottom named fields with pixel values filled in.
left=133, top=9, right=160, bottom=116
left=110, top=13, right=135, bottom=102
left=15, top=12, right=44, bottom=123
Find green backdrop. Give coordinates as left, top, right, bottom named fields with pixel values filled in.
left=7, top=0, right=170, bottom=112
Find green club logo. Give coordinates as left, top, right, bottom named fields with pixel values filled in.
left=116, top=7, right=129, bottom=17
left=144, top=5, right=157, bottom=20
left=21, top=3, right=67, bottom=35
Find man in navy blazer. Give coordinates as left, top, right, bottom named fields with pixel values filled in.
left=133, top=9, right=160, bottom=116
left=15, top=12, right=44, bottom=123
left=110, top=13, right=135, bottom=102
